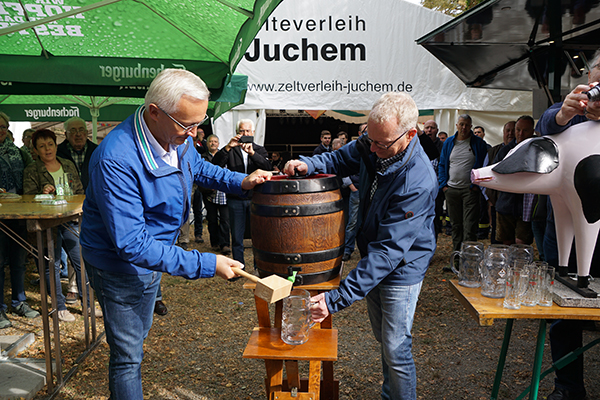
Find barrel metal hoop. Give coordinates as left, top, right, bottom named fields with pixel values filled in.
left=256, top=264, right=342, bottom=286
left=253, top=175, right=341, bottom=194
left=251, top=199, right=343, bottom=217
left=253, top=246, right=344, bottom=264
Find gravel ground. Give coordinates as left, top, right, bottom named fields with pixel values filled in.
left=2, top=228, right=599, bottom=399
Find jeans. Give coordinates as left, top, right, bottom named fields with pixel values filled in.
left=228, top=197, right=251, bottom=265
left=444, top=186, right=480, bottom=252
left=0, top=220, right=27, bottom=311
left=204, top=198, right=230, bottom=248
left=367, top=281, right=423, bottom=400
left=57, top=222, right=88, bottom=305
left=86, top=259, right=161, bottom=400
left=59, top=248, right=68, bottom=278
left=531, top=220, right=546, bottom=261
left=344, top=190, right=360, bottom=255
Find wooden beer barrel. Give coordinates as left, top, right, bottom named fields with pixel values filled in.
left=251, top=174, right=344, bottom=285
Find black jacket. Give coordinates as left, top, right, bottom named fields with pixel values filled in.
left=56, top=139, right=98, bottom=190
left=211, top=144, right=271, bottom=198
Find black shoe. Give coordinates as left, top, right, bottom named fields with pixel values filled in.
left=442, top=266, right=453, bottom=272
left=195, top=237, right=204, bottom=243
left=154, top=300, right=168, bottom=316
left=220, top=246, right=231, bottom=255
left=547, top=388, right=587, bottom=400
left=179, top=242, right=188, bottom=251
left=342, top=253, right=351, bottom=262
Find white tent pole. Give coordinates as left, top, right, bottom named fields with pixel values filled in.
left=90, top=97, right=100, bottom=143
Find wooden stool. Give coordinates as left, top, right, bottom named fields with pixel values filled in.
left=243, top=275, right=341, bottom=400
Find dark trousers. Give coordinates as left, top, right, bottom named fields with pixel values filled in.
left=433, top=190, right=445, bottom=238
left=204, top=198, right=230, bottom=248
left=228, top=197, right=251, bottom=265
left=192, top=188, right=203, bottom=237
left=444, top=186, right=480, bottom=251
left=549, top=320, right=586, bottom=396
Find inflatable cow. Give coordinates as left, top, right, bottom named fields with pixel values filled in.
left=471, top=121, right=600, bottom=291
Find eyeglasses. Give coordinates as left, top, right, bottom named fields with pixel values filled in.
left=0, top=125, right=8, bottom=131
left=69, top=127, right=87, bottom=135
left=365, top=129, right=410, bottom=149
left=157, top=105, right=208, bottom=134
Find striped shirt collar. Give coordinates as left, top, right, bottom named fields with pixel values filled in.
left=133, top=106, right=180, bottom=170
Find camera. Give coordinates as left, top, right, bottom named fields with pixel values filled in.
left=586, top=85, right=600, bottom=102
left=239, top=136, right=254, bottom=144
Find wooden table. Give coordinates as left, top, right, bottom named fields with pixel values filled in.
left=449, top=280, right=600, bottom=400
left=243, top=274, right=341, bottom=400
left=0, top=194, right=102, bottom=395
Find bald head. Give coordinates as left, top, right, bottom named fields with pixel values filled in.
left=423, top=120, right=438, bottom=141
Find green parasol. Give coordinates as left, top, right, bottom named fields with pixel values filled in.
left=0, top=0, right=282, bottom=139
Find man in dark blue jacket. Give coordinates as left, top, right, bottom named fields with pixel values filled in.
left=285, top=92, right=437, bottom=400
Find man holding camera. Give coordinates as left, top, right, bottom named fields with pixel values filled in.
left=212, top=119, right=271, bottom=268
left=535, top=49, right=600, bottom=400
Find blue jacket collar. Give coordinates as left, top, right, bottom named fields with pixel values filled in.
left=133, top=106, right=189, bottom=177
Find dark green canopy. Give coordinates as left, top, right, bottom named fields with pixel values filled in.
left=0, top=0, right=282, bottom=138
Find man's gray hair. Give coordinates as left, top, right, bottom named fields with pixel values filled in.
left=369, top=92, right=418, bottom=134
left=64, top=117, right=87, bottom=132
left=331, top=138, right=342, bottom=150
left=145, top=69, right=210, bottom=113
left=458, top=114, right=472, bottom=123
left=236, top=119, right=254, bottom=132
left=206, top=134, right=219, bottom=142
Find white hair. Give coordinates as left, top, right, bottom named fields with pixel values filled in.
left=236, top=119, right=254, bottom=132
left=64, top=117, right=87, bottom=131
left=145, top=69, right=210, bottom=113
left=369, top=92, right=418, bottom=134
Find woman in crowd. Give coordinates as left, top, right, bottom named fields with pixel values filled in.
left=23, top=129, right=85, bottom=322
left=0, top=112, right=40, bottom=329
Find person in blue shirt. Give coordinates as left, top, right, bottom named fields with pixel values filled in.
left=80, top=69, right=271, bottom=400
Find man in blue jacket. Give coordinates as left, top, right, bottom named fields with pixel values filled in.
left=80, top=69, right=271, bottom=400
left=438, top=114, right=488, bottom=252
left=285, top=92, right=437, bottom=400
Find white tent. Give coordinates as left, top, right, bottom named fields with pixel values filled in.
left=214, top=0, right=532, bottom=147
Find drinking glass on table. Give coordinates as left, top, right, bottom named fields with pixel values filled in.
left=538, top=265, right=555, bottom=307
left=503, top=260, right=528, bottom=309
left=522, top=261, right=547, bottom=306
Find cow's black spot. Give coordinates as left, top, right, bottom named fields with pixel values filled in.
left=574, top=155, right=600, bottom=224
left=492, top=137, right=559, bottom=175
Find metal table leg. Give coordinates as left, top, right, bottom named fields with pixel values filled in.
left=491, top=318, right=514, bottom=400
left=528, top=319, right=547, bottom=400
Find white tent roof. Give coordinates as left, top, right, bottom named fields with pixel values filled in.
left=235, top=0, right=532, bottom=114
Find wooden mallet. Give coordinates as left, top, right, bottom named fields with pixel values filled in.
left=231, top=267, right=293, bottom=303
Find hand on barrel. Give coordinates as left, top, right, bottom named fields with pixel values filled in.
left=214, top=255, right=243, bottom=280
left=283, top=160, right=308, bottom=176
left=309, top=293, right=330, bottom=323
left=242, top=169, right=272, bottom=190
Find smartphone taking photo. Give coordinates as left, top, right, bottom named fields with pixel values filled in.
left=239, top=136, right=254, bottom=144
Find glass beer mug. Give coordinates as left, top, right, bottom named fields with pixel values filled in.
left=281, top=289, right=315, bottom=345
left=481, top=244, right=510, bottom=298
left=449, top=241, right=484, bottom=288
